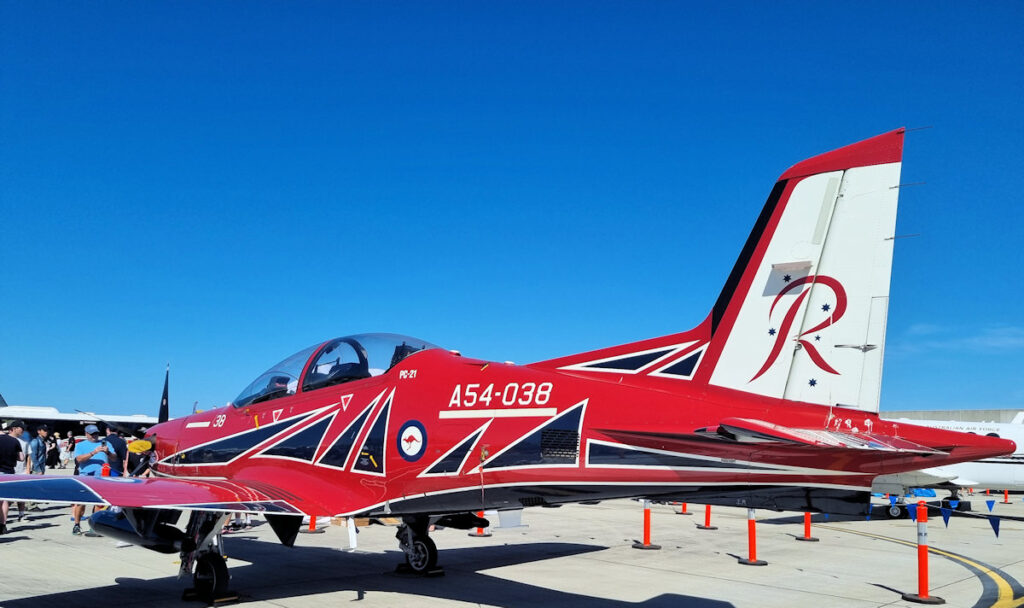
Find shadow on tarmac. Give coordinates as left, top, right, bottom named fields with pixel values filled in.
left=2, top=537, right=736, bottom=608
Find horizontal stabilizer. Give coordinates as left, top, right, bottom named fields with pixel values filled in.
left=705, top=417, right=944, bottom=453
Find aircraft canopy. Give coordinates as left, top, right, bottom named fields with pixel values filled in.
left=232, top=333, right=438, bottom=408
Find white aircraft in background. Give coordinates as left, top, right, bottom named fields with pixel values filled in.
left=867, top=413, right=1024, bottom=517
left=889, top=414, right=1024, bottom=490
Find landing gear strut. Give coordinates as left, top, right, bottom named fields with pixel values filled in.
left=396, top=515, right=442, bottom=576
left=179, top=511, right=237, bottom=603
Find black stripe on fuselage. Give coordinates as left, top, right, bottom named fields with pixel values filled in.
left=586, top=441, right=774, bottom=470
left=169, top=413, right=315, bottom=465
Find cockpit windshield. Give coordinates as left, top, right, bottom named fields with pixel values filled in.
left=231, top=344, right=318, bottom=409
left=232, top=333, right=439, bottom=408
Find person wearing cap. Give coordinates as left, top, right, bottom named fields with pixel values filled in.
left=27, top=424, right=49, bottom=474
left=7, top=420, right=29, bottom=522
left=0, top=422, right=25, bottom=534
left=70, top=424, right=111, bottom=535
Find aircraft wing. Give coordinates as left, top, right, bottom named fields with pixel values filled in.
left=0, top=475, right=307, bottom=515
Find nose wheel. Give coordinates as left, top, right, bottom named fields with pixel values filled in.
left=396, top=516, right=443, bottom=576
left=192, top=552, right=231, bottom=601
left=406, top=534, right=438, bottom=573
left=179, top=511, right=238, bottom=604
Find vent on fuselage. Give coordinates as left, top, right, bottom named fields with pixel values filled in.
left=481, top=400, right=586, bottom=470
left=541, top=429, right=579, bottom=461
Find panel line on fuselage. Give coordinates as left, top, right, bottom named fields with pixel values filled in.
left=325, top=479, right=872, bottom=518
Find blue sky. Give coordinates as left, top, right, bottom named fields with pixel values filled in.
left=2, top=2, right=1022, bottom=418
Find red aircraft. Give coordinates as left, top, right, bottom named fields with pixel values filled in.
left=0, top=128, right=1013, bottom=601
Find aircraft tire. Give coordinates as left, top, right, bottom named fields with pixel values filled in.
left=193, top=552, right=230, bottom=600
left=886, top=504, right=905, bottom=519
left=406, top=535, right=438, bottom=573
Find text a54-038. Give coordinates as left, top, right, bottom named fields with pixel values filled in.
left=448, top=382, right=553, bottom=408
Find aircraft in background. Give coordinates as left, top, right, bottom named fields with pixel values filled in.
left=0, top=366, right=169, bottom=437
left=0, top=129, right=1014, bottom=601
left=0, top=394, right=157, bottom=437
left=880, top=414, right=1024, bottom=502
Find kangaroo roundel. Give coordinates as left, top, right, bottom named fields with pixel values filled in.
left=397, top=420, right=427, bottom=462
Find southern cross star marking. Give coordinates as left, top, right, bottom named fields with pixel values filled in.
left=808, top=379, right=817, bottom=387
left=815, top=335, right=821, bottom=342
left=768, top=328, right=776, bottom=336
left=821, top=303, right=831, bottom=312
left=783, top=274, right=792, bottom=282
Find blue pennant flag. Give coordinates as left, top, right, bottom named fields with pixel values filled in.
left=940, top=508, right=952, bottom=527
left=986, top=500, right=996, bottom=512
left=823, top=513, right=829, bottom=520
left=908, top=506, right=917, bottom=522
left=889, top=495, right=899, bottom=506
left=989, top=516, right=1001, bottom=538
left=949, top=500, right=960, bottom=509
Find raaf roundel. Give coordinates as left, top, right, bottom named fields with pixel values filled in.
left=0, top=128, right=1013, bottom=600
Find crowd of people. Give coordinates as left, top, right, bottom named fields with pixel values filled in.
left=1, top=420, right=259, bottom=539
left=0, top=419, right=155, bottom=536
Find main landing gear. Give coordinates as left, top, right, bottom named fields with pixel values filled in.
left=395, top=515, right=443, bottom=576
left=179, top=511, right=238, bottom=604
left=885, top=500, right=907, bottom=519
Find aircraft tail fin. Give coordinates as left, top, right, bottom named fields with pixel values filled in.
left=534, top=129, right=906, bottom=413
left=158, top=366, right=169, bottom=424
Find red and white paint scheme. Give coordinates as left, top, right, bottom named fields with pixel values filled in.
left=0, top=129, right=1013, bottom=598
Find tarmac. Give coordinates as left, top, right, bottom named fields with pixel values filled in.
left=3, top=471, right=1024, bottom=608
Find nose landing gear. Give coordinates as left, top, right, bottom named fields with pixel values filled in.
left=395, top=515, right=443, bottom=576
left=179, top=511, right=238, bottom=604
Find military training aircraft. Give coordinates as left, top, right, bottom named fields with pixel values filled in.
left=0, top=128, right=1015, bottom=601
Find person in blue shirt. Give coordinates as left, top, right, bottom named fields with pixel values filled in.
left=71, top=424, right=110, bottom=535
left=74, top=425, right=110, bottom=476
left=27, top=424, right=49, bottom=474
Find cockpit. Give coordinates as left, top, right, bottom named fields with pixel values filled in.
left=232, top=333, right=439, bottom=408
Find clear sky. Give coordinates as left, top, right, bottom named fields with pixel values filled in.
left=2, top=2, right=1022, bottom=418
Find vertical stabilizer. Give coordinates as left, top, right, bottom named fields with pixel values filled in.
left=159, top=366, right=170, bottom=423
left=533, top=129, right=905, bottom=414
left=703, top=129, right=905, bottom=412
